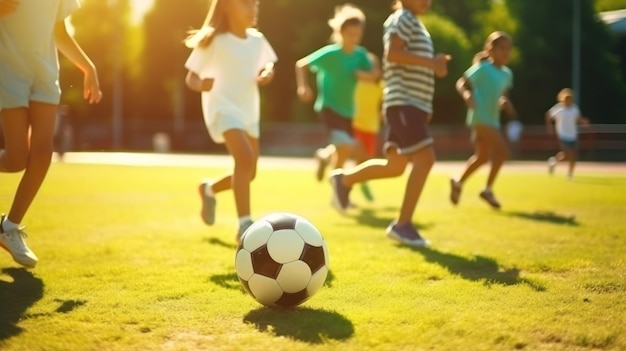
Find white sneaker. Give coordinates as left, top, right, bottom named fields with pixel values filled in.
left=0, top=216, right=38, bottom=268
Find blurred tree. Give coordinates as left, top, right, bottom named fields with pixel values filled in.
left=139, top=0, right=207, bottom=132
left=59, top=0, right=136, bottom=149
left=505, top=0, right=626, bottom=124
left=421, top=14, right=472, bottom=124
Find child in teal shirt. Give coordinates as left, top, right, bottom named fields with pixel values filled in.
left=295, top=4, right=378, bottom=182
left=451, top=31, right=517, bottom=209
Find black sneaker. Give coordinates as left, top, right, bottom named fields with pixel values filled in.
left=479, top=190, right=501, bottom=209
left=329, top=171, right=351, bottom=212
left=386, top=222, right=430, bottom=247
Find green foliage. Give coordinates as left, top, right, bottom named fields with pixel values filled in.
left=0, top=160, right=625, bottom=350
left=595, top=0, right=626, bottom=11
left=505, top=0, right=626, bottom=124
left=421, top=14, right=472, bottom=124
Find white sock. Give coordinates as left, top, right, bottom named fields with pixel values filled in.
left=204, top=183, right=215, bottom=197
left=484, top=187, right=492, bottom=192
left=2, top=218, right=19, bottom=232
left=238, top=216, right=252, bottom=226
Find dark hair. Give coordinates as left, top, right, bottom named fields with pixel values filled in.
left=472, top=31, right=512, bottom=64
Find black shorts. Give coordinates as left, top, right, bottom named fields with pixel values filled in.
left=383, top=105, right=433, bottom=155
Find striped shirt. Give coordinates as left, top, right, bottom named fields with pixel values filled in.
left=383, top=9, right=435, bottom=113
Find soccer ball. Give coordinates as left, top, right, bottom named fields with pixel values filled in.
left=235, top=212, right=329, bottom=308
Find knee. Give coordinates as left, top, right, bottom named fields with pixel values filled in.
left=1, top=151, right=28, bottom=172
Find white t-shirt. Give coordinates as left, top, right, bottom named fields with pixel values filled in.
left=548, top=103, right=581, bottom=141
left=185, top=28, right=277, bottom=139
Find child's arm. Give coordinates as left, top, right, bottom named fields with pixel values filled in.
left=578, top=115, right=590, bottom=127
left=456, top=76, right=475, bottom=109
left=386, top=34, right=450, bottom=77
left=185, top=71, right=213, bottom=92
left=295, top=59, right=314, bottom=103
left=500, top=92, right=517, bottom=119
left=0, top=0, right=18, bottom=16
left=54, top=19, right=102, bottom=104
left=257, top=62, right=275, bottom=86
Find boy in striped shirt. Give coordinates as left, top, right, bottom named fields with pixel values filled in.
left=330, top=0, right=450, bottom=247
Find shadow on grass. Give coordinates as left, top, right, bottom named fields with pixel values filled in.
left=354, top=208, right=433, bottom=231
left=243, top=306, right=353, bottom=344
left=505, top=210, right=579, bottom=226
left=405, top=247, right=546, bottom=291
left=0, top=268, right=44, bottom=341
left=210, top=270, right=336, bottom=290
left=203, top=237, right=236, bottom=250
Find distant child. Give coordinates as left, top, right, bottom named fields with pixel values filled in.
left=0, top=0, right=102, bottom=268
left=295, top=4, right=379, bottom=183
left=329, top=0, right=451, bottom=247
left=450, top=31, right=516, bottom=209
left=545, top=88, right=590, bottom=180
left=352, top=52, right=383, bottom=201
left=184, top=0, right=277, bottom=242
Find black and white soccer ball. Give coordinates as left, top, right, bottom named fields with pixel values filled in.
left=235, top=212, right=329, bottom=308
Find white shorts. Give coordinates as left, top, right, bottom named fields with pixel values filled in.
left=206, top=110, right=259, bottom=143
left=0, top=55, right=61, bottom=110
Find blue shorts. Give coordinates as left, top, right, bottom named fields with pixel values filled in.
left=383, top=105, right=433, bottom=155
left=0, top=54, right=61, bottom=109
left=560, top=139, right=577, bottom=150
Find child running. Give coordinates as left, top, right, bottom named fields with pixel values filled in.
left=450, top=31, right=516, bottom=209
left=0, top=0, right=102, bottom=268
left=295, top=3, right=379, bottom=183
left=184, top=0, right=277, bottom=242
left=545, top=88, right=590, bottom=180
left=330, top=0, right=451, bottom=247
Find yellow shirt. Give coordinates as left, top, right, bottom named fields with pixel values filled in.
left=353, top=80, right=383, bottom=133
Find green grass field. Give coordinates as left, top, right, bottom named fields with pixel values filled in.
left=1, top=158, right=625, bottom=351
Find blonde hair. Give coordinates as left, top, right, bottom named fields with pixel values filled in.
left=557, top=88, right=574, bottom=102
left=184, top=0, right=229, bottom=48
left=473, top=31, right=512, bottom=64
left=327, top=3, right=365, bottom=43
left=392, top=0, right=402, bottom=10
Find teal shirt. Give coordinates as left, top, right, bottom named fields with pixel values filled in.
left=304, top=44, right=372, bottom=118
left=464, top=60, right=513, bottom=128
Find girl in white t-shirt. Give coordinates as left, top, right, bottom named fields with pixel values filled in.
left=545, top=88, right=589, bottom=180
left=0, top=0, right=102, bottom=268
left=184, top=0, right=277, bottom=242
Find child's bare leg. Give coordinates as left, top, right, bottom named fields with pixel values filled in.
left=222, top=129, right=258, bottom=219
left=485, top=129, right=509, bottom=189
left=398, top=146, right=435, bottom=224
left=343, top=148, right=408, bottom=185
left=458, top=126, right=490, bottom=183
left=3, top=102, right=56, bottom=224
left=566, top=149, right=577, bottom=177
left=332, top=143, right=353, bottom=170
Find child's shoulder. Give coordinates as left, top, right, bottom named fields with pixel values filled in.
left=246, top=28, right=265, bottom=39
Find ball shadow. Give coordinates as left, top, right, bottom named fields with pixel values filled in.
left=243, top=306, right=354, bottom=344
left=209, top=270, right=337, bottom=290
left=405, top=247, right=546, bottom=291
left=0, top=268, right=44, bottom=341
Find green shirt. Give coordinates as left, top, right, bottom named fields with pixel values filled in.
left=304, top=44, right=372, bottom=118
left=464, top=60, right=513, bottom=128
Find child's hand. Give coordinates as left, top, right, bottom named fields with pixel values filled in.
left=297, top=85, right=314, bottom=103
left=200, top=78, right=214, bottom=91
left=257, top=68, right=274, bottom=86
left=0, top=0, right=19, bottom=16
left=433, top=54, right=452, bottom=78
left=462, top=90, right=475, bottom=109
left=83, top=69, right=102, bottom=104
